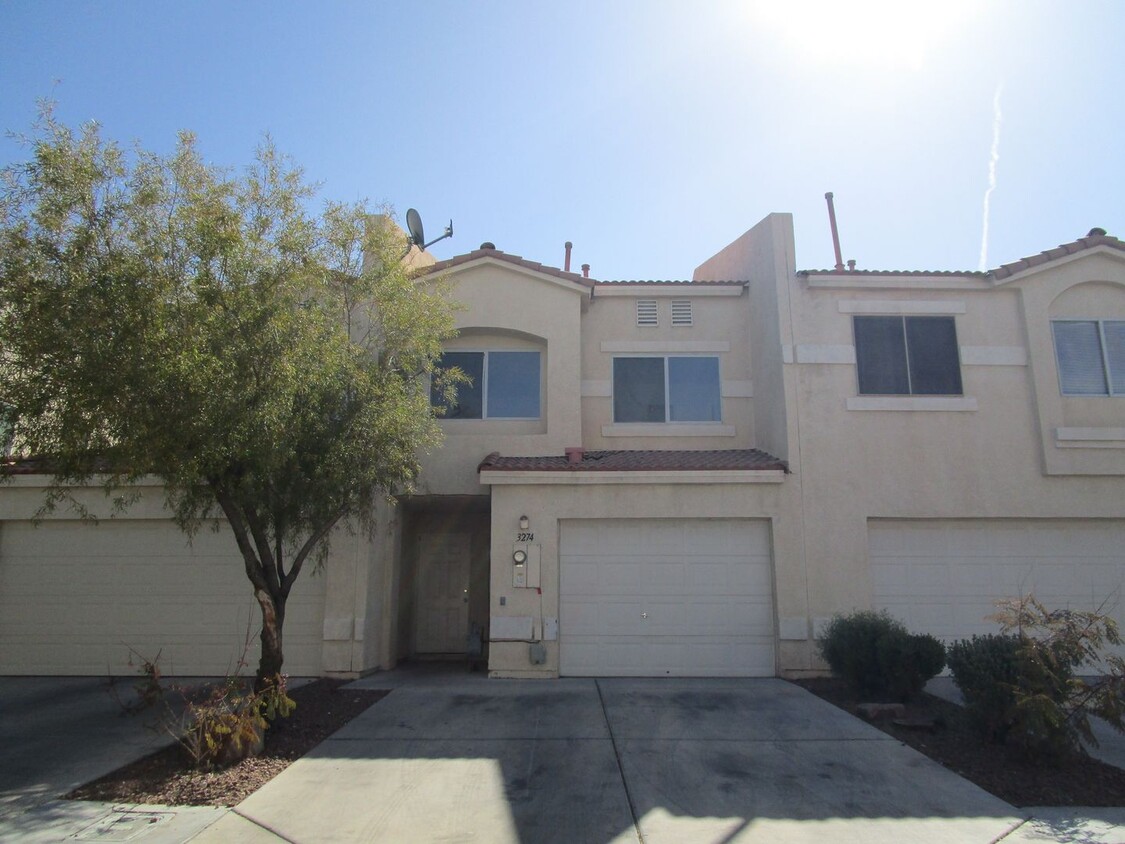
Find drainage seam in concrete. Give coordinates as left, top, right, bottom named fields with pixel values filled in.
left=233, top=808, right=302, bottom=844
left=595, top=679, right=647, bottom=844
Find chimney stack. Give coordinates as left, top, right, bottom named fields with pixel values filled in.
left=581, top=263, right=590, bottom=279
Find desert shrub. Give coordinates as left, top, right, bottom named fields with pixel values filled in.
left=949, top=595, right=1125, bottom=762
left=877, top=629, right=947, bottom=701
left=947, top=633, right=1024, bottom=743
left=175, top=674, right=296, bottom=769
left=818, top=610, right=944, bottom=701
left=112, top=648, right=296, bottom=770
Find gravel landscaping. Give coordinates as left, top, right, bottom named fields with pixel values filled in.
left=795, top=676, right=1125, bottom=807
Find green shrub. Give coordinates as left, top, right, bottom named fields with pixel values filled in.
left=949, top=595, right=1125, bottom=762
left=878, top=629, right=947, bottom=701
left=947, top=634, right=1023, bottom=743
left=818, top=610, right=945, bottom=701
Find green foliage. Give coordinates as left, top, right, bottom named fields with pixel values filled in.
left=817, top=610, right=945, bottom=701
left=949, top=595, right=1125, bottom=762
left=877, top=628, right=947, bottom=702
left=0, top=106, right=459, bottom=683
left=947, top=634, right=1024, bottom=743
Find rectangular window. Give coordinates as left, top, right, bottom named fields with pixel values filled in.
left=636, top=300, right=658, bottom=326
left=1052, top=319, right=1125, bottom=396
left=613, top=356, right=721, bottom=423
left=431, top=351, right=541, bottom=418
left=671, top=299, right=693, bottom=326
left=854, top=315, right=962, bottom=396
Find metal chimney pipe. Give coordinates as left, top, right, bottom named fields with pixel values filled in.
left=825, top=192, right=845, bottom=272
left=564, top=241, right=573, bottom=273
left=581, top=263, right=590, bottom=279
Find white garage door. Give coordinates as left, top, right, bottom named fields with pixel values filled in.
left=870, top=519, right=1125, bottom=645
left=0, top=519, right=326, bottom=676
left=559, top=519, right=775, bottom=677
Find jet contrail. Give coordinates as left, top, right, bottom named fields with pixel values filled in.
left=978, top=84, right=1004, bottom=271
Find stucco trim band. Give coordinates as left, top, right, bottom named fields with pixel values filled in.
left=960, top=346, right=1028, bottom=366
left=1056, top=427, right=1125, bottom=449
left=837, top=299, right=967, bottom=315
left=593, top=285, right=744, bottom=298
left=846, top=396, right=979, bottom=412
left=599, top=340, right=731, bottom=353
left=601, top=424, right=737, bottom=437
left=795, top=344, right=856, bottom=364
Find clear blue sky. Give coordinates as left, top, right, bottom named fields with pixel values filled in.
left=2, top=1, right=1121, bottom=280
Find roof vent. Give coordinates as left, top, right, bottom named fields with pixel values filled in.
left=1088, top=227, right=1107, bottom=237
left=480, top=241, right=496, bottom=250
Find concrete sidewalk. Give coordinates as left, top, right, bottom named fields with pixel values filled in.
left=0, top=677, right=228, bottom=843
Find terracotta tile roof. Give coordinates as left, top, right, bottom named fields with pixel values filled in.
left=799, top=232, right=1124, bottom=280
left=991, top=232, right=1125, bottom=280
left=478, top=449, right=787, bottom=473
left=799, top=268, right=988, bottom=278
left=594, top=279, right=747, bottom=287
left=420, top=247, right=594, bottom=287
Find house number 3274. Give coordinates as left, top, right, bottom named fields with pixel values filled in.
left=517, top=532, right=534, bottom=542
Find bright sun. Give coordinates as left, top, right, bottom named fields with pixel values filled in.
left=746, top=0, right=978, bottom=71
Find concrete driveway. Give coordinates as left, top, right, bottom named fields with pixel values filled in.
left=194, top=673, right=1028, bottom=844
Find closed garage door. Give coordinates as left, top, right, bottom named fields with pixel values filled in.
left=559, top=519, right=775, bottom=677
left=870, top=519, right=1125, bottom=644
left=0, top=519, right=326, bottom=676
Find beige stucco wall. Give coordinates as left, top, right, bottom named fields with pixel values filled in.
left=414, top=261, right=586, bottom=495
left=579, top=288, right=755, bottom=450
left=482, top=474, right=811, bottom=677
left=783, top=248, right=1125, bottom=648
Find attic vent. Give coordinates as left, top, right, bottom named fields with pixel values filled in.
left=636, top=299, right=658, bottom=327
left=671, top=299, right=693, bottom=326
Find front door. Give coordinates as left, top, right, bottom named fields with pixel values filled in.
left=415, top=532, right=471, bottom=653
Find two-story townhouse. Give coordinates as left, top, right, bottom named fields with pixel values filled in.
left=2, top=214, right=1122, bottom=679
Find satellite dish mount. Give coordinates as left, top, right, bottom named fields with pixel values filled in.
left=404, top=208, right=454, bottom=256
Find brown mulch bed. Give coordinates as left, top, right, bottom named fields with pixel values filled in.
left=67, top=678, right=388, bottom=807
left=794, top=676, right=1125, bottom=807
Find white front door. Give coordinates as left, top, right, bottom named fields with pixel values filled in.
left=415, top=532, right=471, bottom=653
left=559, top=519, right=776, bottom=677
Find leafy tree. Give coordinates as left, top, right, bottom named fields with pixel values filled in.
left=0, top=108, right=458, bottom=686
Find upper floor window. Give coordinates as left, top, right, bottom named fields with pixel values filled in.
left=613, top=356, right=721, bottom=422
left=671, top=299, right=693, bottom=326
left=636, top=300, right=658, bottom=327
left=431, top=351, right=541, bottom=419
left=854, top=315, right=962, bottom=396
left=1052, top=319, right=1125, bottom=396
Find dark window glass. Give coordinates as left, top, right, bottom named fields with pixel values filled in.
left=906, top=317, right=962, bottom=395
left=668, top=357, right=721, bottom=421
left=487, top=351, right=540, bottom=418
left=854, top=315, right=961, bottom=396
left=613, top=358, right=665, bottom=422
left=431, top=352, right=484, bottom=418
left=854, top=316, right=910, bottom=395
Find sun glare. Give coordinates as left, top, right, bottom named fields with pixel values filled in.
left=746, top=0, right=977, bottom=71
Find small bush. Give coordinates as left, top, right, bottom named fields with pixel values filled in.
left=818, top=610, right=945, bottom=701
left=949, top=595, right=1125, bottom=762
left=176, top=674, right=296, bottom=769
left=878, top=629, right=947, bottom=701
left=947, top=634, right=1024, bottom=743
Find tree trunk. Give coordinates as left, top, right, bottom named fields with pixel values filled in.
left=255, top=587, right=286, bottom=691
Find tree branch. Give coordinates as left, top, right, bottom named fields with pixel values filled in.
left=243, top=504, right=281, bottom=595
left=211, top=484, right=270, bottom=594
left=282, top=510, right=344, bottom=597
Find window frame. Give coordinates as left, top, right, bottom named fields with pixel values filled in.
left=611, top=354, right=722, bottom=424
left=431, top=349, right=542, bottom=420
left=853, top=314, right=963, bottom=397
left=1051, top=318, right=1125, bottom=397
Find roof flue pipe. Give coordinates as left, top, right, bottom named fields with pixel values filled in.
left=825, top=192, right=845, bottom=272
left=581, top=263, right=590, bottom=278
left=564, top=241, right=573, bottom=273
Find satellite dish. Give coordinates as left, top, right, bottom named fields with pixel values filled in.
left=406, top=208, right=425, bottom=248
left=402, top=207, right=454, bottom=257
